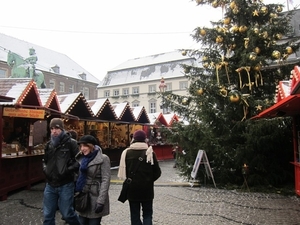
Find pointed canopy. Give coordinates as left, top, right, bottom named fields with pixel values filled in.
left=0, top=78, right=41, bottom=106
left=131, top=106, right=150, bottom=124
left=88, top=98, right=117, bottom=121
left=57, top=92, right=94, bottom=119
left=112, top=102, right=135, bottom=122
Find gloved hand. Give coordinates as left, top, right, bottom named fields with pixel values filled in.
left=94, top=203, right=104, bottom=213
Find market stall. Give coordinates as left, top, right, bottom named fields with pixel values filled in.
left=252, top=65, right=300, bottom=196
left=0, top=79, right=46, bottom=200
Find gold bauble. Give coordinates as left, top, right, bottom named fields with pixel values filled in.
left=272, top=50, right=281, bottom=59
left=254, top=47, right=261, bottom=54
left=197, top=88, right=204, bottom=95
left=253, top=27, right=259, bottom=34
left=199, top=29, right=206, bottom=36
left=230, top=1, right=236, bottom=9
left=239, top=25, right=248, bottom=33
left=253, top=64, right=262, bottom=71
left=249, top=52, right=257, bottom=60
left=212, top=1, right=218, bottom=8
left=260, top=6, right=268, bottom=15
left=216, top=35, right=223, bottom=43
left=224, top=17, right=231, bottom=25
left=181, top=50, right=187, bottom=56
left=229, top=93, right=240, bottom=103
left=182, top=97, right=188, bottom=105
left=286, top=46, right=293, bottom=55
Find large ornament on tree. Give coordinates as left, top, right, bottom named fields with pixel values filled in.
left=239, top=25, right=247, bottom=33
left=286, top=46, right=293, bottom=55
left=197, top=88, right=204, bottom=95
left=182, top=97, right=188, bottom=105
left=229, top=91, right=241, bottom=103
left=199, top=29, right=206, bottom=36
left=272, top=50, right=281, bottom=59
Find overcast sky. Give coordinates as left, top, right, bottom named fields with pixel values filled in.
left=0, top=0, right=292, bottom=81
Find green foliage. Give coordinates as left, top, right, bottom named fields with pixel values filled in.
left=161, top=0, right=299, bottom=190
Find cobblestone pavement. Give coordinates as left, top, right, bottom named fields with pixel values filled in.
left=0, top=160, right=300, bottom=225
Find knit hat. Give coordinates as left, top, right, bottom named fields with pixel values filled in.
left=77, top=135, right=97, bottom=146
left=133, top=130, right=146, bottom=142
left=49, top=118, right=64, bottom=130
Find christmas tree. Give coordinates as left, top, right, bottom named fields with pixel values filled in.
left=163, top=0, right=300, bottom=187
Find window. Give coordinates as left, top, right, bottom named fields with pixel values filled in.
left=123, top=88, right=129, bottom=96
left=179, top=81, right=188, bottom=90
left=0, top=69, right=6, bottom=78
left=148, top=85, right=156, bottom=93
left=59, top=82, right=65, bottom=92
left=166, top=83, right=172, bottom=91
left=132, top=100, right=139, bottom=107
left=104, top=90, right=110, bottom=97
left=113, top=89, right=119, bottom=96
left=132, top=87, right=139, bottom=94
left=83, top=87, right=89, bottom=99
left=149, top=101, right=156, bottom=113
left=49, top=79, right=55, bottom=89
left=69, top=84, right=75, bottom=93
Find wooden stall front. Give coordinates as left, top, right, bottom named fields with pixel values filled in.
left=0, top=79, right=46, bottom=200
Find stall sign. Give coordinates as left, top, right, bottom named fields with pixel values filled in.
left=3, top=108, right=45, bottom=119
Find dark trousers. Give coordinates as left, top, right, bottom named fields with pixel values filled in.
left=129, top=200, right=153, bottom=225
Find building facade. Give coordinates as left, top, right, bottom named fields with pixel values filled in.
left=97, top=51, right=197, bottom=113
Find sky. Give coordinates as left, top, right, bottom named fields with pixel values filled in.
left=0, top=0, right=293, bottom=81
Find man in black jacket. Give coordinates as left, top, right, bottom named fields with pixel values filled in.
left=42, top=118, right=80, bottom=225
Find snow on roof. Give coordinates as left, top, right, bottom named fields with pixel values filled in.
left=163, top=113, right=179, bottom=126
left=88, top=98, right=108, bottom=115
left=57, top=92, right=83, bottom=114
left=112, top=102, right=129, bottom=119
left=131, top=106, right=144, bottom=120
left=0, top=32, right=100, bottom=84
left=99, top=51, right=197, bottom=87
left=111, top=51, right=191, bottom=71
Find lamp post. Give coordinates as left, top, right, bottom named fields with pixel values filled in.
left=159, top=77, right=167, bottom=113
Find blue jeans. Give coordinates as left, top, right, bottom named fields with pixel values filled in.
left=79, top=216, right=102, bottom=225
left=129, top=200, right=153, bottom=225
left=43, top=182, right=80, bottom=225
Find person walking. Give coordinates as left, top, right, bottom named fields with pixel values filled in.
left=75, top=135, right=111, bottom=225
left=42, top=118, right=81, bottom=225
left=118, top=130, right=161, bottom=225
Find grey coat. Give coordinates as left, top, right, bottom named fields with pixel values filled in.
left=76, top=148, right=111, bottom=218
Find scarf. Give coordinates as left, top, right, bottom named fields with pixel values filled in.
left=117, top=142, right=154, bottom=180
left=75, top=149, right=98, bottom=192
left=50, top=130, right=65, bottom=147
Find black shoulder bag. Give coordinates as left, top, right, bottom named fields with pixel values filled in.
left=74, top=165, right=99, bottom=212
left=118, top=155, right=144, bottom=203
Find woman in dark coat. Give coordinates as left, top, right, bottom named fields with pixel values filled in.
left=118, top=130, right=161, bottom=225
left=75, top=135, right=111, bottom=225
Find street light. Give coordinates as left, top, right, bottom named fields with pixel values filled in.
left=159, top=77, right=167, bottom=113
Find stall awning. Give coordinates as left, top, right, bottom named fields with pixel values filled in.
left=252, top=94, right=300, bottom=119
